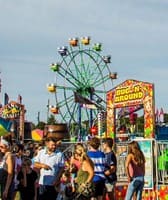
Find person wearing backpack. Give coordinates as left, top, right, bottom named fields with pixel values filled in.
left=102, top=138, right=117, bottom=200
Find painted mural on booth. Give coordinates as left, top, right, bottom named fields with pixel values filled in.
left=106, top=79, right=155, bottom=138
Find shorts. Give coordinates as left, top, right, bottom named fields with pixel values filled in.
left=105, top=182, right=116, bottom=192
left=93, top=180, right=105, bottom=197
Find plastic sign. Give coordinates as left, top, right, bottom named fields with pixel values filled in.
left=1, top=101, right=22, bottom=119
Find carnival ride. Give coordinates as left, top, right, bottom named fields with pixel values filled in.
left=47, top=36, right=117, bottom=139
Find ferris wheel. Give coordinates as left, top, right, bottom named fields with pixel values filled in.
left=47, top=36, right=117, bottom=134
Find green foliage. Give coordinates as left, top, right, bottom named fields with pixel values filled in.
left=136, top=116, right=144, bottom=132
left=31, top=122, right=36, bottom=130
left=35, top=121, right=46, bottom=130
left=118, top=115, right=144, bottom=133
left=47, top=114, right=57, bottom=125
left=164, top=113, right=168, bottom=123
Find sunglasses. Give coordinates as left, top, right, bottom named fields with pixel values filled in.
left=0, top=146, right=6, bottom=149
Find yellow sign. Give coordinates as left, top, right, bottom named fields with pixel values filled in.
left=115, top=85, right=143, bottom=103
left=106, top=79, right=155, bottom=139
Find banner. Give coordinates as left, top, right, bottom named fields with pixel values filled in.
left=0, top=117, right=12, bottom=136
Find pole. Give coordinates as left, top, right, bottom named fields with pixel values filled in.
left=47, top=99, right=50, bottom=122
left=37, top=111, right=40, bottom=123
left=19, top=105, right=24, bottom=143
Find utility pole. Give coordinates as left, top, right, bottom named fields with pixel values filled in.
left=47, top=99, right=50, bottom=122
left=19, top=104, right=25, bottom=143
left=37, top=111, right=40, bottom=124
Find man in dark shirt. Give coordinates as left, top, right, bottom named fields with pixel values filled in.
left=102, top=138, right=117, bottom=200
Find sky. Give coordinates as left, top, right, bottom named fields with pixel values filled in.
left=0, top=0, right=168, bottom=124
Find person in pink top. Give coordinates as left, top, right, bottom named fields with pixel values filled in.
left=70, top=143, right=84, bottom=172
left=125, top=141, right=145, bottom=200
left=69, top=143, right=83, bottom=192
left=70, top=152, right=81, bottom=172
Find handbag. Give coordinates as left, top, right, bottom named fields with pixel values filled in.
left=77, top=182, right=95, bottom=198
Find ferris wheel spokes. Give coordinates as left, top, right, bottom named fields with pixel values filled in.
left=47, top=36, right=117, bottom=138
left=94, top=74, right=112, bottom=89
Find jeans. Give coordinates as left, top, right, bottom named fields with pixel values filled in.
left=125, top=176, right=144, bottom=200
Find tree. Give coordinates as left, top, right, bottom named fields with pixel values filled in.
left=47, top=114, right=58, bottom=125
left=35, top=121, right=46, bottom=130
left=118, top=115, right=144, bottom=134
left=164, top=113, right=168, bottom=123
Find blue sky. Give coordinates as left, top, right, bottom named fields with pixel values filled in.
left=0, top=0, right=168, bottom=124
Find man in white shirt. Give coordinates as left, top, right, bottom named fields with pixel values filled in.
left=34, top=137, right=64, bottom=200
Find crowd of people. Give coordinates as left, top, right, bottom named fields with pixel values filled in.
left=0, top=134, right=145, bottom=200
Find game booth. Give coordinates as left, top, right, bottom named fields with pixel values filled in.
left=106, top=79, right=168, bottom=200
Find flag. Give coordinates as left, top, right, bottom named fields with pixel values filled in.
left=159, top=108, right=164, bottom=123
left=4, top=93, right=9, bottom=105
left=17, top=94, right=22, bottom=104
left=155, top=108, right=159, bottom=123
left=0, top=117, right=12, bottom=136
left=74, top=92, right=97, bottom=109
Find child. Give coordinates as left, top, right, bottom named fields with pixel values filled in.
left=17, top=157, right=38, bottom=200
left=56, top=171, right=73, bottom=200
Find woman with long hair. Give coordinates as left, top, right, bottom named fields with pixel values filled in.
left=125, top=141, right=145, bottom=200
left=69, top=143, right=84, bottom=172
left=0, top=138, right=15, bottom=200
left=75, top=144, right=94, bottom=200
